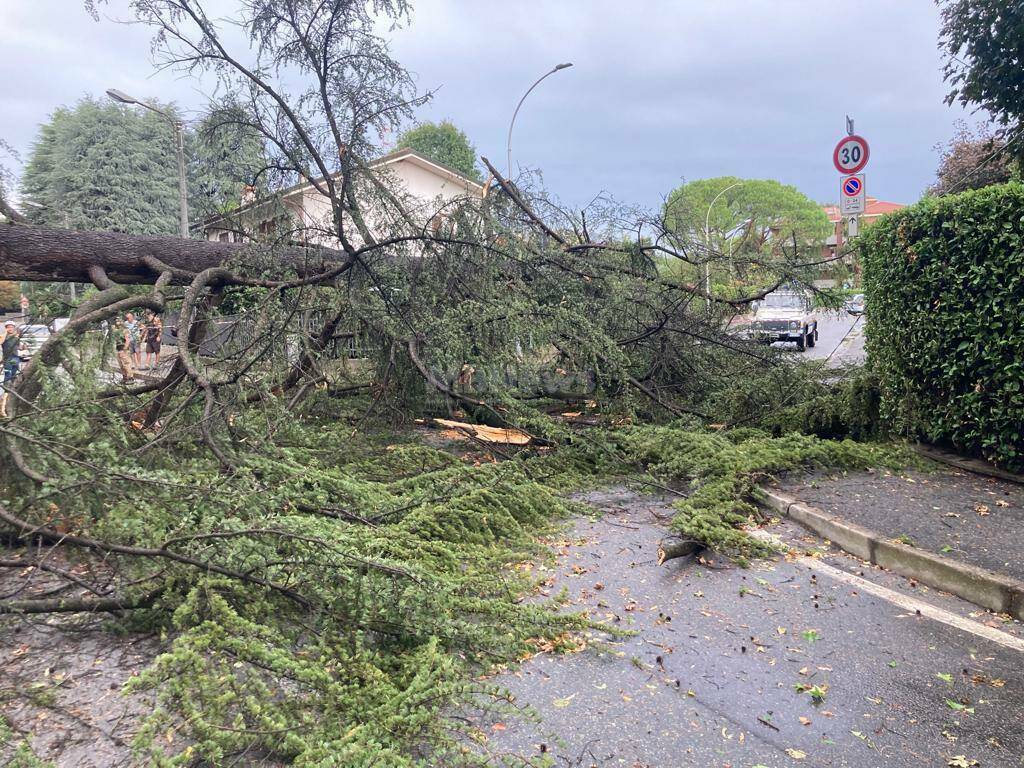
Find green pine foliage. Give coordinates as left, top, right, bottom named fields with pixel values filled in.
left=860, top=183, right=1024, bottom=470
left=20, top=97, right=268, bottom=235
left=2, top=352, right=912, bottom=764
left=21, top=98, right=184, bottom=234
left=616, top=425, right=909, bottom=560
left=188, top=107, right=268, bottom=224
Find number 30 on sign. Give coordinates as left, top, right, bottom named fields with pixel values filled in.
left=833, top=135, right=870, bottom=174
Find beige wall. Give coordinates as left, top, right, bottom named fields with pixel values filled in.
left=205, top=154, right=482, bottom=248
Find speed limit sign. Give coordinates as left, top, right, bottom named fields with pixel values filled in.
left=831, top=137, right=872, bottom=177
left=833, top=135, right=870, bottom=174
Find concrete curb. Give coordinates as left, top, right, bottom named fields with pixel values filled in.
left=913, top=444, right=1024, bottom=486
left=755, top=487, right=1024, bottom=621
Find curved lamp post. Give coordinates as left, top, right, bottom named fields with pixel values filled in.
left=506, top=63, right=573, bottom=178
left=703, top=181, right=743, bottom=306
left=107, top=88, right=189, bottom=238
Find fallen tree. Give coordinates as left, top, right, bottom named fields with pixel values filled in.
left=0, top=222, right=349, bottom=284
left=0, top=1, right=865, bottom=764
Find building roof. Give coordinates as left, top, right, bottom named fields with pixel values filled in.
left=823, top=197, right=905, bottom=223
left=202, top=146, right=484, bottom=227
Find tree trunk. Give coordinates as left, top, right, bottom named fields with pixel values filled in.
left=0, top=223, right=348, bottom=284
left=657, top=538, right=706, bottom=565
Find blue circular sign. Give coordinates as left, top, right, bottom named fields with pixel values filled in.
left=843, top=176, right=862, bottom=196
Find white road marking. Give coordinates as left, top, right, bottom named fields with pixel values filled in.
left=750, top=530, right=1024, bottom=654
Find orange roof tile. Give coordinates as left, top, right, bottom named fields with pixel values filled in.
left=824, top=197, right=905, bottom=222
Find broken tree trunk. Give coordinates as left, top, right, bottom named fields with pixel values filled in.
left=418, top=418, right=534, bottom=445
left=0, top=223, right=349, bottom=285
left=657, top=538, right=706, bottom=565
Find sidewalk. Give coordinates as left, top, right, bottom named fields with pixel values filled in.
left=776, top=468, right=1024, bottom=587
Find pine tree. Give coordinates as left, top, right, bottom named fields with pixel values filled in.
left=188, top=106, right=267, bottom=225
left=22, top=98, right=183, bottom=234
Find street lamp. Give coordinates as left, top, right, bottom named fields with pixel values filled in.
left=107, top=88, right=189, bottom=238
left=703, top=181, right=743, bottom=307
left=506, top=63, right=573, bottom=178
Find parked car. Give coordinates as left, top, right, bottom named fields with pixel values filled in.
left=17, top=324, right=50, bottom=360
left=844, top=294, right=865, bottom=315
left=749, top=291, right=818, bottom=351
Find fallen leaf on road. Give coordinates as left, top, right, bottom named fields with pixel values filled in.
left=799, top=716, right=812, bottom=726
left=786, top=748, right=807, bottom=759
left=974, top=504, right=990, bottom=516
left=552, top=694, right=576, bottom=708
left=945, top=699, right=974, bottom=713
left=948, top=756, right=979, bottom=767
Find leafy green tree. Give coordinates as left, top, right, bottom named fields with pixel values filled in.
left=663, top=177, right=830, bottom=285
left=939, top=1, right=1024, bottom=144
left=21, top=97, right=184, bottom=234
left=395, top=120, right=481, bottom=181
left=189, top=106, right=267, bottom=224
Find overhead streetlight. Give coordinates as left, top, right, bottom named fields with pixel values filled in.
left=703, top=181, right=744, bottom=309
left=107, top=88, right=189, bottom=238
left=506, top=63, right=573, bottom=179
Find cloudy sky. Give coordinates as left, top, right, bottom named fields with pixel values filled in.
left=1, top=1, right=975, bottom=210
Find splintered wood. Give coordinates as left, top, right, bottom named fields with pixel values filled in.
left=420, top=418, right=533, bottom=445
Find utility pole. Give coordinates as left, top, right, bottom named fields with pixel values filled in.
left=107, top=89, right=190, bottom=238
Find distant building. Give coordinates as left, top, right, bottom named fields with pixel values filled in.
left=822, top=196, right=905, bottom=265
left=203, top=147, right=484, bottom=247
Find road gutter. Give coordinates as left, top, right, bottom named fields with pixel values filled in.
left=754, top=487, right=1024, bottom=621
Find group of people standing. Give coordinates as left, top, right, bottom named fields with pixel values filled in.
left=113, top=311, right=163, bottom=383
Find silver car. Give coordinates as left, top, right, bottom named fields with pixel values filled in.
left=17, top=324, right=50, bottom=360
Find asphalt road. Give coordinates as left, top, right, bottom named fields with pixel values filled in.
left=736, top=310, right=866, bottom=366
left=479, top=487, right=1024, bottom=767
left=805, top=311, right=865, bottom=366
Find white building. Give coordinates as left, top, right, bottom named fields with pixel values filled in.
left=203, top=147, right=484, bottom=247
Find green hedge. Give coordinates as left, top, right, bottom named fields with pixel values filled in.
left=860, top=183, right=1024, bottom=470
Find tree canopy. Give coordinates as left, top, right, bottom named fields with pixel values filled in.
left=928, top=121, right=1015, bottom=196
left=662, top=177, right=830, bottom=288
left=395, top=120, right=481, bottom=180
left=21, top=97, right=184, bottom=234
left=939, top=1, right=1024, bottom=145
left=0, top=1, right=860, bottom=764
left=188, top=106, right=268, bottom=224
left=19, top=98, right=268, bottom=234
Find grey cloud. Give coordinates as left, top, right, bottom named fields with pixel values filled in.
left=2, top=0, right=973, bottom=212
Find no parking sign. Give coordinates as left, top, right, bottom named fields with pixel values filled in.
left=840, top=173, right=865, bottom=215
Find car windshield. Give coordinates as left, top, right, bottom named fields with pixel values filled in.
left=762, top=293, right=805, bottom=309
left=20, top=326, right=49, bottom=337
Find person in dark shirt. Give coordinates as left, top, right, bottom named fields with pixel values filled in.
left=143, top=312, right=163, bottom=370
